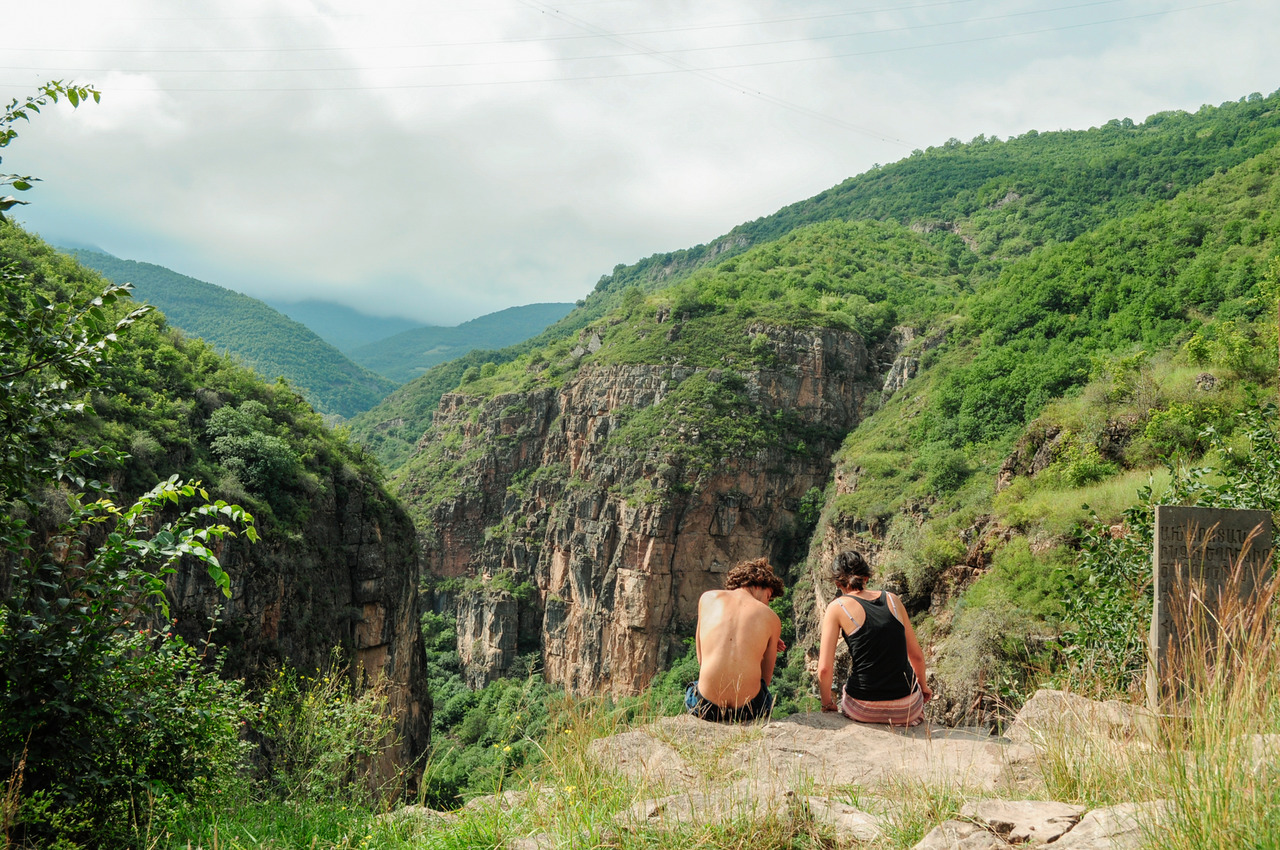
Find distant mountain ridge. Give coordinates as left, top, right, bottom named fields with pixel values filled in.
left=350, top=302, right=575, bottom=383
left=266, top=298, right=425, bottom=355
left=65, top=249, right=396, bottom=419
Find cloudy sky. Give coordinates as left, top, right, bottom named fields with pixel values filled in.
left=4, top=0, right=1277, bottom=325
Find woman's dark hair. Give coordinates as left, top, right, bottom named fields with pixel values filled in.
left=830, top=550, right=872, bottom=591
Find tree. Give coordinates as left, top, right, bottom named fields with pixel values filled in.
left=0, top=82, right=99, bottom=221
left=0, top=83, right=257, bottom=848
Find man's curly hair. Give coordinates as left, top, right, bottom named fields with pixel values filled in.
left=724, top=557, right=784, bottom=596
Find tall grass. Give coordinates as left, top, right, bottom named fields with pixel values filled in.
left=1151, top=538, right=1280, bottom=848
left=1029, top=537, right=1280, bottom=848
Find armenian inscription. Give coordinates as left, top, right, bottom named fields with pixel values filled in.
left=1147, top=505, right=1272, bottom=707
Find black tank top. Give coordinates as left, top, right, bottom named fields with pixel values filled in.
left=839, top=593, right=917, bottom=701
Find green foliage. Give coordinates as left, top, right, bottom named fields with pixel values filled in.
left=917, top=141, right=1280, bottom=449
left=1183, top=318, right=1269, bottom=379
left=207, top=399, right=301, bottom=493
left=4, top=633, right=252, bottom=849
left=1, top=86, right=424, bottom=848
left=0, top=229, right=257, bottom=847
left=256, top=652, right=401, bottom=806
left=69, top=249, right=396, bottom=418
left=0, top=82, right=99, bottom=220
left=1039, top=440, right=1120, bottom=489
left=419, top=674, right=552, bottom=810
left=1060, top=405, right=1280, bottom=693
left=964, top=539, right=1072, bottom=621
left=915, top=443, right=973, bottom=496
left=350, top=302, right=574, bottom=383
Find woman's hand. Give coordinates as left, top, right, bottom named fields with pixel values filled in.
left=921, top=681, right=934, bottom=702
left=821, top=702, right=839, bottom=713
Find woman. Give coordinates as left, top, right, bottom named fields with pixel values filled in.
left=817, top=550, right=932, bottom=725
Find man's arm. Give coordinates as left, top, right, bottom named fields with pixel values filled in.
left=694, top=592, right=706, bottom=665
left=760, top=610, right=781, bottom=686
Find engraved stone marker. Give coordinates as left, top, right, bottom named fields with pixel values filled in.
left=1147, top=505, right=1273, bottom=708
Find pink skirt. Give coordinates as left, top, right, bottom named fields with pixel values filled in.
left=840, top=687, right=925, bottom=726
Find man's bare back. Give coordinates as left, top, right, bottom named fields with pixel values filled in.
left=695, top=586, right=782, bottom=709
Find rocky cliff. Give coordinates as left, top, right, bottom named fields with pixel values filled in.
left=402, top=322, right=880, bottom=696
left=168, top=456, right=431, bottom=781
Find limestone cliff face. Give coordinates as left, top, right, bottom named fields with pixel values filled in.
left=167, top=464, right=430, bottom=778
left=406, top=324, right=877, bottom=696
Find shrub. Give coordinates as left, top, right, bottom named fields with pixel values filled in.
left=256, top=652, right=402, bottom=807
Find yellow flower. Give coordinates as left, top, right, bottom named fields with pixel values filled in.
left=503, top=745, right=511, bottom=752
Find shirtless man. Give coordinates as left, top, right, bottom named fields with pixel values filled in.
left=685, top=557, right=785, bottom=722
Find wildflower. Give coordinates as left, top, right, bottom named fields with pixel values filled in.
left=503, top=746, right=511, bottom=752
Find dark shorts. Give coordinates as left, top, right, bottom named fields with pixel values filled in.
left=685, top=679, right=774, bottom=723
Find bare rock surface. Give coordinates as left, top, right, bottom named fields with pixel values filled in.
left=620, top=780, right=789, bottom=827
left=394, top=693, right=1182, bottom=849
left=959, top=799, right=1085, bottom=844
left=802, top=796, right=882, bottom=841
left=1004, top=689, right=1140, bottom=745
left=911, top=800, right=1166, bottom=850
left=914, top=820, right=1009, bottom=849
left=590, top=713, right=1035, bottom=793
left=1050, top=802, right=1167, bottom=849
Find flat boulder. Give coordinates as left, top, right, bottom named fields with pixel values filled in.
left=590, top=712, right=1034, bottom=794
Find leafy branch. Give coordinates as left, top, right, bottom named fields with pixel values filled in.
left=0, top=80, right=99, bottom=219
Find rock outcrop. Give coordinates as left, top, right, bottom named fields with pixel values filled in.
left=405, top=323, right=878, bottom=695
left=392, top=691, right=1178, bottom=848
left=168, top=464, right=430, bottom=782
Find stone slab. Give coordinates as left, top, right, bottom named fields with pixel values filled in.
left=1148, top=505, right=1272, bottom=707
left=912, top=820, right=1009, bottom=849
left=960, top=798, right=1085, bottom=844
left=1051, top=801, right=1167, bottom=850
left=589, top=712, right=1036, bottom=795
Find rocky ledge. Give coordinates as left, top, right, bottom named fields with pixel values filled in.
left=386, top=688, right=1275, bottom=848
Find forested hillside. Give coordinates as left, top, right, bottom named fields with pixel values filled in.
left=1, top=220, right=429, bottom=846
left=354, top=90, right=1280, bottom=474
left=350, top=301, right=575, bottom=383
left=67, top=249, right=397, bottom=418
left=268, top=297, right=424, bottom=355
left=382, top=89, right=1280, bottom=801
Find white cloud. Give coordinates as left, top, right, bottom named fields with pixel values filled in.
left=6, top=0, right=1279, bottom=324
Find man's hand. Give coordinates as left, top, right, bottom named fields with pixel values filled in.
left=921, top=681, right=934, bottom=702
left=821, top=702, right=838, bottom=713
left=776, top=638, right=787, bottom=653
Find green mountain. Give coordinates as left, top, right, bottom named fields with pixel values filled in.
left=265, top=297, right=424, bottom=355
left=349, top=302, right=575, bottom=383
left=384, top=88, right=1280, bottom=771
left=352, top=90, right=1280, bottom=475
left=65, top=249, right=397, bottom=419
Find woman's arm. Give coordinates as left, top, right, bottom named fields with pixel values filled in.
left=888, top=592, right=932, bottom=701
left=816, top=603, right=842, bottom=711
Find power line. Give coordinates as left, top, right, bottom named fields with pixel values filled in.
left=0, top=0, right=1244, bottom=100
left=6, top=0, right=996, bottom=54
left=0, top=0, right=1135, bottom=75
